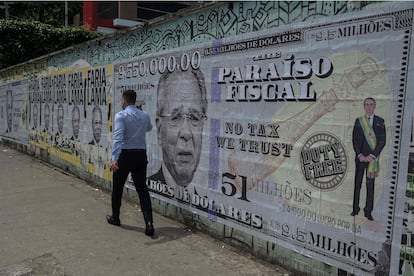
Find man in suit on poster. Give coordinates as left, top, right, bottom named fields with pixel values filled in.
left=56, top=103, right=64, bottom=135
left=87, top=105, right=107, bottom=177
left=54, top=103, right=65, bottom=147
left=148, top=69, right=208, bottom=188
left=70, top=105, right=80, bottom=141
left=351, top=97, right=386, bottom=221
left=68, top=105, right=81, bottom=156
left=89, top=105, right=102, bottom=145
left=6, top=90, right=12, bottom=133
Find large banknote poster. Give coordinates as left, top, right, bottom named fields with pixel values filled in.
left=113, top=8, right=411, bottom=275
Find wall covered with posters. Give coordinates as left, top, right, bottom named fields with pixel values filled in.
left=1, top=1, right=413, bottom=275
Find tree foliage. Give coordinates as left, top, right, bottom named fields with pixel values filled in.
left=0, top=19, right=103, bottom=69
left=2, top=2, right=83, bottom=27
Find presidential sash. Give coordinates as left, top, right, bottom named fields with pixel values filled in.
left=359, top=115, right=379, bottom=178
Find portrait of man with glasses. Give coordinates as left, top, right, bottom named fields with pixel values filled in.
left=149, top=69, right=208, bottom=188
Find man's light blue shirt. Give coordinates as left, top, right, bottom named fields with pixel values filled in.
left=112, top=105, right=153, bottom=161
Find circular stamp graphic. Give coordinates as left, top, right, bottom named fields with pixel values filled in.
left=300, top=132, right=347, bottom=190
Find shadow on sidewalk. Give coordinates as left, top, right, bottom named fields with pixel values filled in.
left=120, top=224, right=193, bottom=245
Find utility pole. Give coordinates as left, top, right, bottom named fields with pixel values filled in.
left=65, top=1, right=68, bottom=26
left=5, top=2, right=9, bottom=20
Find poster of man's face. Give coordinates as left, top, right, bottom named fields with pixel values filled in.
left=92, top=105, right=102, bottom=144
left=57, top=104, right=64, bottom=134
left=6, top=90, right=12, bottom=133
left=72, top=105, right=80, bottom=140
left=156, top=70, right=207, bottom=187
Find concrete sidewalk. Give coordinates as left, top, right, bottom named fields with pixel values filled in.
left=0, top=144, right=290, bottom=276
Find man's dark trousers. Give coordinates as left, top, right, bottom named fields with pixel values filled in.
left=353, top=160, right=375, bottom=215
left=112, top=149, right=153, bottom=224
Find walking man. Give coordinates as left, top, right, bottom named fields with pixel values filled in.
left=107, top=89, right=154, bottom=236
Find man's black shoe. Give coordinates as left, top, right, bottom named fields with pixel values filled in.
left=106, top=215, right=121, bottom=226
left=365, top=213, right=374, bottom=221
left=145, top=223, right=154, bottom=236
left=350, top=210, right=359, bottom=216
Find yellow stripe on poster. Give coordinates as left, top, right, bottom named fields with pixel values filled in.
left=48, top=147, right=81, bottom=167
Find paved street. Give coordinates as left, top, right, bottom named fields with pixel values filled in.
left=0, top=144, right=290, bottom=276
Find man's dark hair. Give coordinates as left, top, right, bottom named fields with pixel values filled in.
left=364, top=97, right=376, bottom=105
left=123, top=90, right=137, bottom=104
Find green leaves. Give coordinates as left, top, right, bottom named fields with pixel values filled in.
left=0, top=19, right=103, bottom=69
left=4, top=2, right=82, bottom=28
